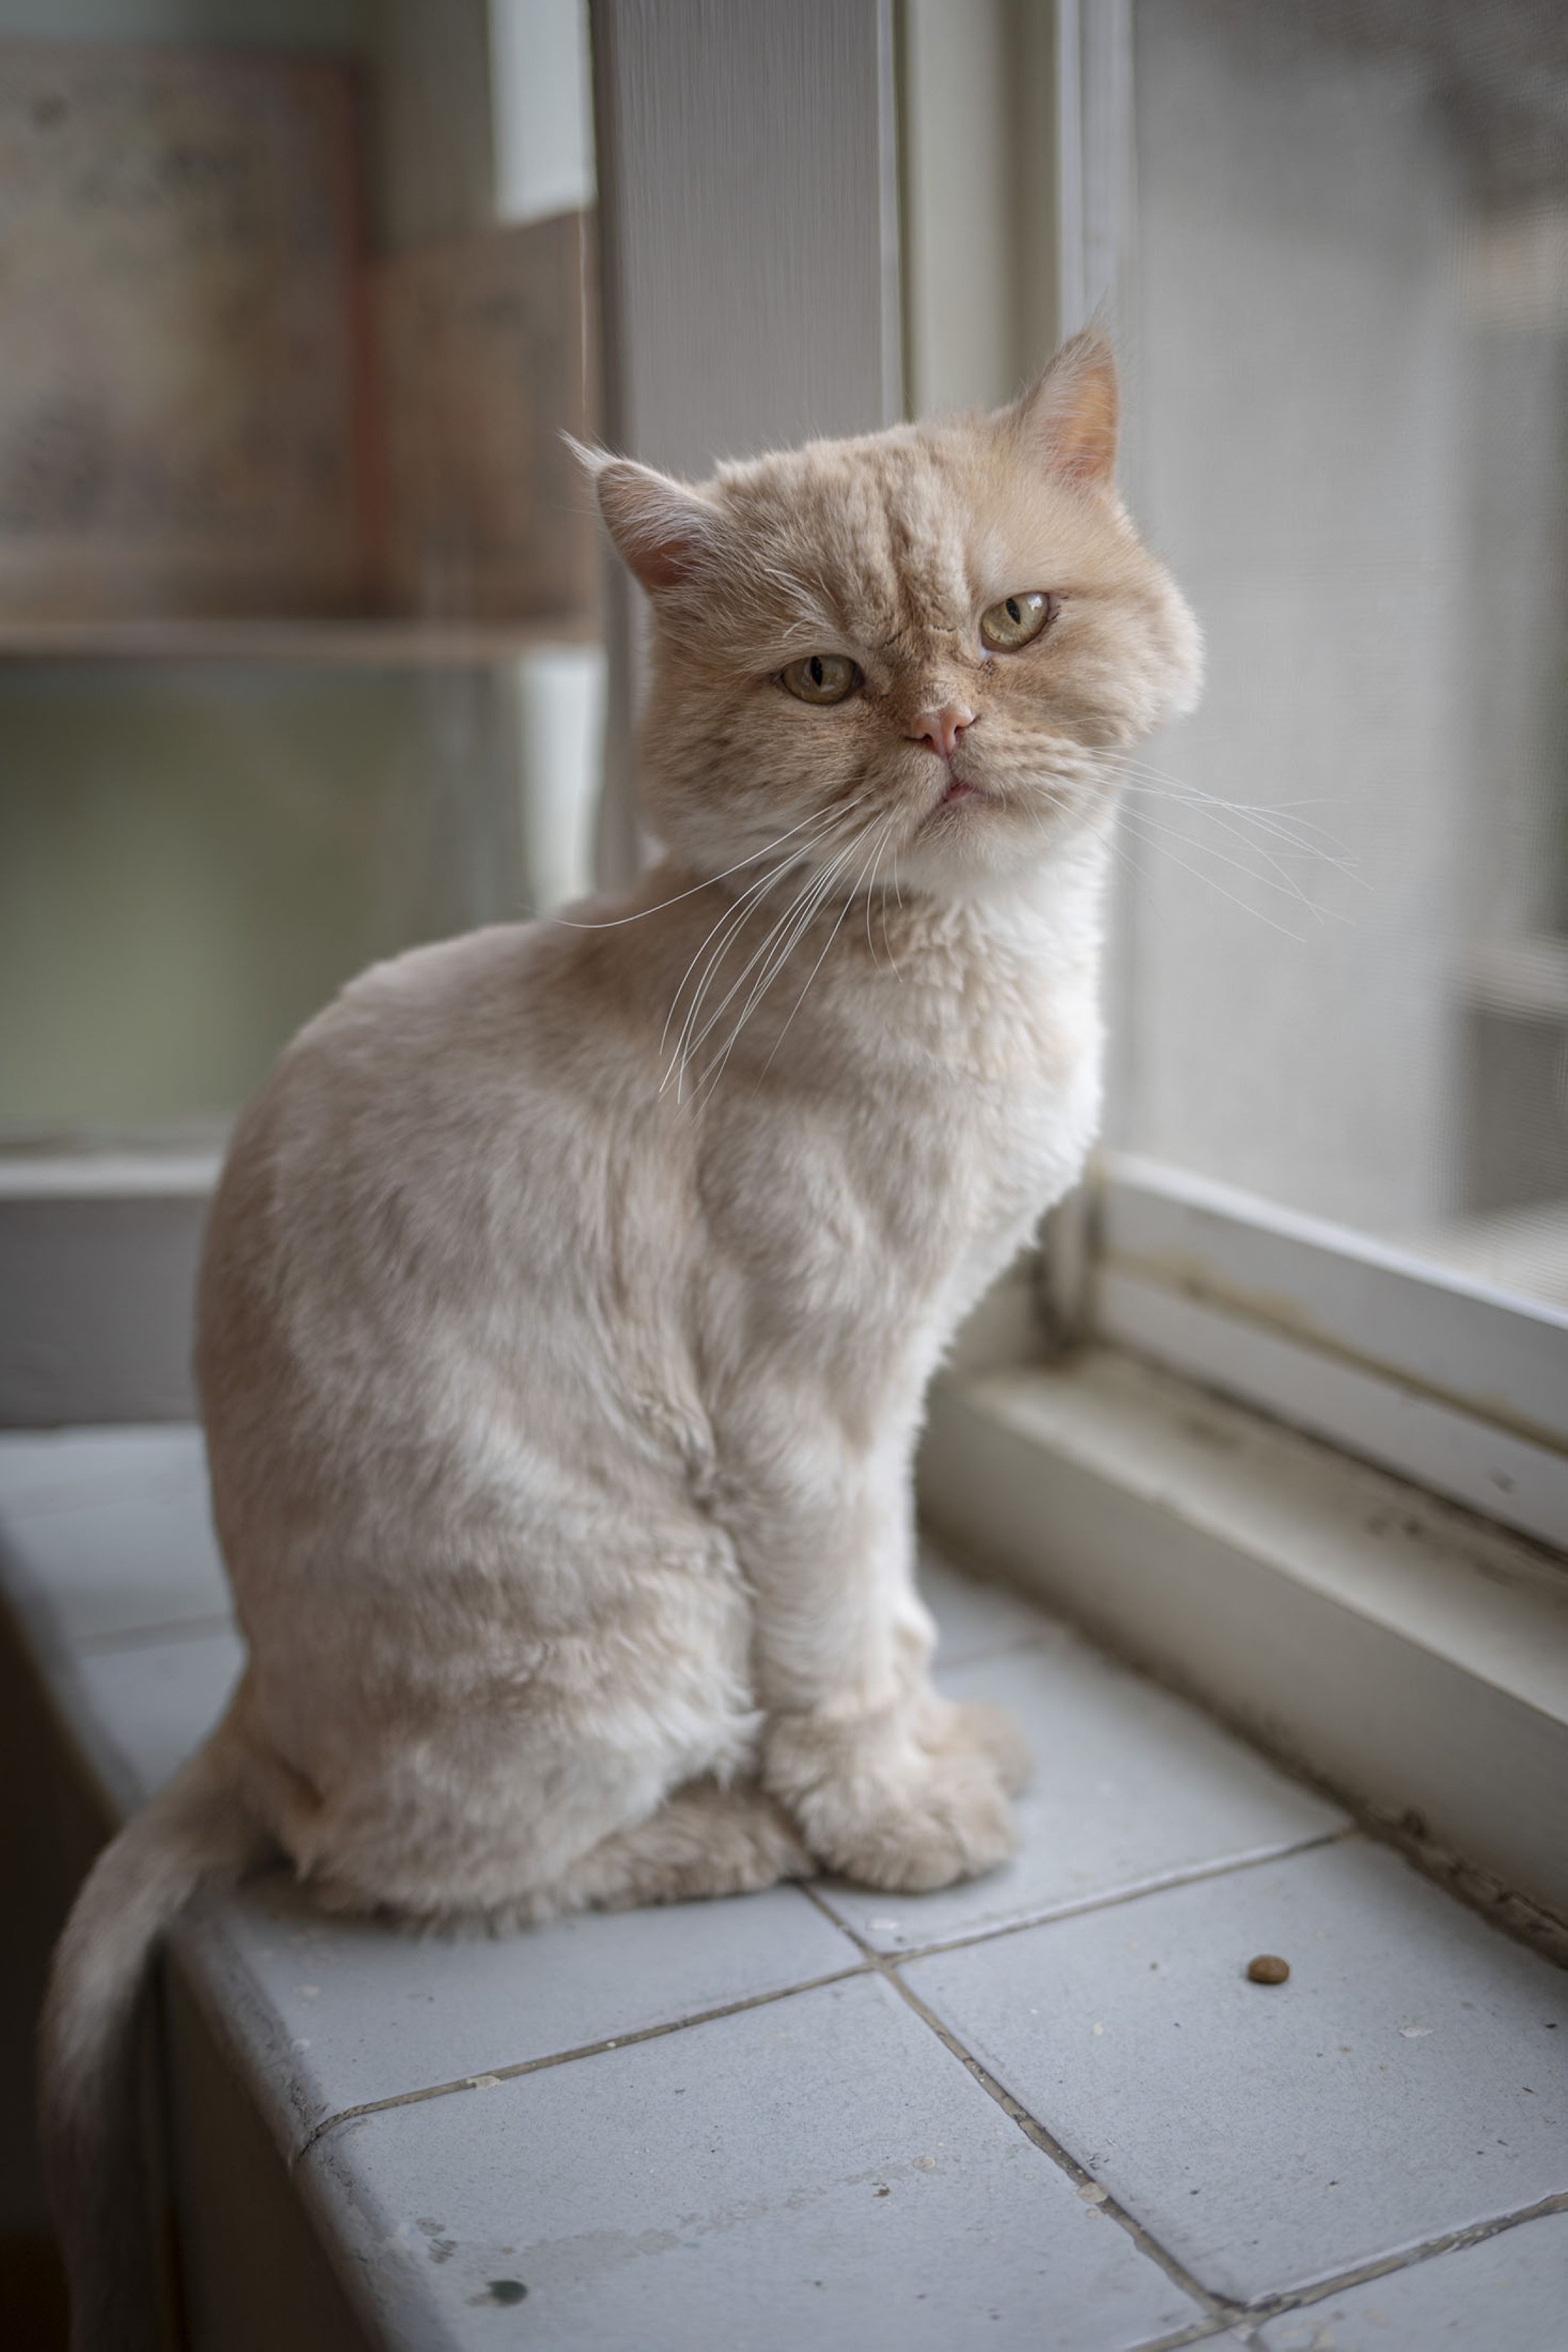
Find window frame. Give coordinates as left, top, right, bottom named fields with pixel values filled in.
left=1088, top=1151, right=1568, bottom=1551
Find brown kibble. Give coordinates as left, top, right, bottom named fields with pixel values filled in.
left=1247, top=1953, right=1291, bottom=1985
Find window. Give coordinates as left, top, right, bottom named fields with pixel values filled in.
left=1050, top=0, right=1568, bottom=1546
left=0, top=0, right=602, bottom=1151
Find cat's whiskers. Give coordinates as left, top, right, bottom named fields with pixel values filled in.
left=863, top=816, right=895, bottom=971
left=693, top=811, right=897, bottom=1102
left=674, top=840, right=851, bottom=1091
left=553, top=798, right=857, bottom=931
left=1113, top=757, right=1358, bottom=873
left=753, top=818, right=899, bottom=1087
left=883, top=840, right=906, bottom=967
left=1106, top=751, right=1361, bottom=931
left=1120, top=786, right=1355, bottom=884
left=661, top=798, right=872, bottom=1100
left=662, top=853, right=827, bottom=1099
left=659, top=853, right=814, bottom=1084
left=658, top=811, right=843, bottom=1072
left=1113, top=796, right=1334, bottom=921
left=1113, top=802, right=1317, bottom=942
left=1115, top=748, right=1345, bottom=831
left=691, top=827, right=872, bottom=1092
left=686, top=858, right=849, bottom=1102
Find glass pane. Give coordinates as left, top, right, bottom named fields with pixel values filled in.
left=1115, top=0, right=1568, bottom=1310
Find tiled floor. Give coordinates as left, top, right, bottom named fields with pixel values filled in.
left=4, top=1426, right=1565, bottom=2351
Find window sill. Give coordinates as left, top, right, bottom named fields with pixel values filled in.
left=917, top=1345, right=1568, bottom=1937
left=8, top=1423, right=1564, bottom=2348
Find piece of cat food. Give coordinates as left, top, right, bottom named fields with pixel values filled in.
left=1247, top=1953, right=1291, bottom=1985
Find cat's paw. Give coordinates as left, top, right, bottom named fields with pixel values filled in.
left=825, top=1752, right=1016, bottom=1892
left=916, top=1694, right=1032, bottom=1797
left=765, top=1716, right=1016, bottom=1893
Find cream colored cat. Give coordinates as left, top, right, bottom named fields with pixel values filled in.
left=41, top=330, right=1200, bottom=2348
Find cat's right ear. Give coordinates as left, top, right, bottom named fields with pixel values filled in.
left=1003, top=328, right=1120, bottom=491
left=567, top=440, right=728, bottom=597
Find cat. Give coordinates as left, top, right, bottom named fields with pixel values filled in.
left=38, top=328, right=1200, bottom=2348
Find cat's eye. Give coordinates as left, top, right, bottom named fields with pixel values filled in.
left=780, top=652, right=862, bottom=705
left=980, top=591, right=1058, bottom=652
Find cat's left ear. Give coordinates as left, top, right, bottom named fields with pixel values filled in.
left=1004, top=328, right=1120, bottom=490
left=567, top=439, right=731, bottom=596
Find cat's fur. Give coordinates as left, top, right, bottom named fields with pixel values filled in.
left=39, top=331, right=1200, bottom=2348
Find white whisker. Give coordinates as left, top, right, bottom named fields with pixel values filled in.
left=657, top=800, right=865, bottom=1087
left=681, top=846, right=847, bottom=1082
left=1113, top=758, right=1359, bottom=875
left=1114, top=805, right=1315, bottom=942
left=1112, top=798, right=1336, bottom=919
left=553, top=798, right=859, bottom=930
left=862, top=816, right=896, bottom=970
left=696, top=821, right=882, bottom=1100
left=664, top=801, right=872, bottom=1101
left=755, top=823, right=891, bottom=1085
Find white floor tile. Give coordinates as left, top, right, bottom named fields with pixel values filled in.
left=905, top=1839, right=1568, bottom=2305
left=300, top=1973, right=1204, bottom=2352
left=177, top=1874, right=861, bottom=2156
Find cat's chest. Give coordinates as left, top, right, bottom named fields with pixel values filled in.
left=885, top=945, right=1100, bottom=1194
left=707, top=977, right=1099, bottom=1318
left=880, top=1005, right=1100, bottom=1248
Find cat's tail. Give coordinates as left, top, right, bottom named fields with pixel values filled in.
left=38, top=1710, right=270, bottom=2352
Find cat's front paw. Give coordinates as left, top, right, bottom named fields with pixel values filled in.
left=764, top=1714, right=1016, bottom=1893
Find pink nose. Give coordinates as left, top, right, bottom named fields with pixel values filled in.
left=911, top=702, right=974, bottom=761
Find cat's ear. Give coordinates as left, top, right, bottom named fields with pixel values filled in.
left=567, top=439, right=729, bottom=595
left=1004, top=328, right=1120, bottom=490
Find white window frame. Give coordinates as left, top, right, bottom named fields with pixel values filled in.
left=1090, top=1152, right=1568, bottom=1552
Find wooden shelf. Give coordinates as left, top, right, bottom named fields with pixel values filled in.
left=0, top=614, right=598, bottom=668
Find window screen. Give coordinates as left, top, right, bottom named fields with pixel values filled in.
left=1113, top=0, right=1568, bottom=1310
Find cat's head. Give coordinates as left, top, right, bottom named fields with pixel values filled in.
left=584, top=331, right=1202, bottom=899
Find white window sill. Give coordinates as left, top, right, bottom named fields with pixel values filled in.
left=918, top=1345, right=1568, bottom=1938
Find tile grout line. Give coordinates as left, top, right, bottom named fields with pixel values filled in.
left=823, top=1822, right=1360, bottom=1963
left=796, top=1880, right=1236, bottom=2327
left=287, top=1958, right=872, bottom=2169
left=1222, top=2191, right=1568, bottom=2337
left=800, top=1884, right=1568, bottom=2343
left=284, top=1823, right=1353, bottom=2177
left=287, top=1828, right=1352, bottom=2171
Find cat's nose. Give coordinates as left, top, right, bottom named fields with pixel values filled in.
left=909, top=702, right=974, bottom=761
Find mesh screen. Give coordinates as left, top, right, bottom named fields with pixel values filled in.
left=1113, top=0, right=1568, bottom=1308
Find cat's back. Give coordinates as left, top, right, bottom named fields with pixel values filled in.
left=197, top=913, right=671, bottom=1386
left=272, top=918, right=572, bottom=1119
left=228, top=913, right=642, bottom=1185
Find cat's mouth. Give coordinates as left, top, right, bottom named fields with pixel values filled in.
left=931, top=771, right=1001, bottom=816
